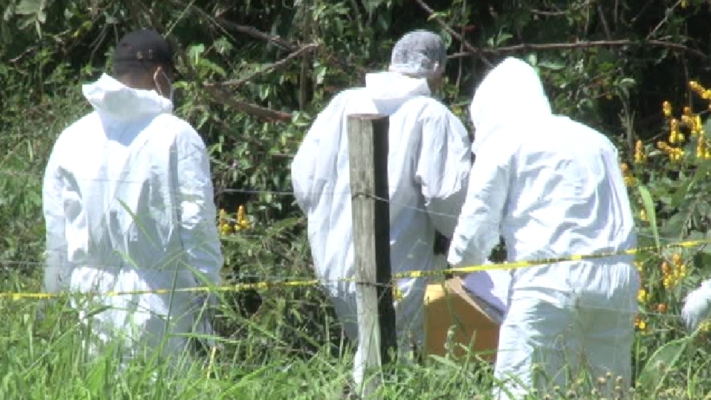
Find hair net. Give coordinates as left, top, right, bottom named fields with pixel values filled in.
left=389, top=30, right=447, bottom=78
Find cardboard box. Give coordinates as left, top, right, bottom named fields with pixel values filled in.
left=423, top=277, right=502, bottom=362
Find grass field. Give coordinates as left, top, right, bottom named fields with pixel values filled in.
left=1, top=267, right=711, bottom=400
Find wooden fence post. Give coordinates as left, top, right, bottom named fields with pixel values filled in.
left=347, top=114, right=397, bottom=397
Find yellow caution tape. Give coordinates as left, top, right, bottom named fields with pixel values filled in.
left=394, top=238, right=711, bottom=279
left=0, top=238, right=709, bottom=301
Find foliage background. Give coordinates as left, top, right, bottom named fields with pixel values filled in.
left=3, top=0, right=711, bottom=397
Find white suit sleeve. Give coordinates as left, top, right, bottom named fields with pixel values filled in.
left=414, top=111, right=472, bottom=237
left=41, top=144, right=69, bottom=293
left=447, top=145, right=509, bottom=267
left=176, top=128, right=224, bottom=286
left=291, top=124, right=320, bottom=214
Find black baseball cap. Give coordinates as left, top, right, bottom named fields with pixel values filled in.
left=113, top=29, right=175, bottom=74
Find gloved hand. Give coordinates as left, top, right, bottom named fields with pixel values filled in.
left=681, top=279, right=711, bottom=331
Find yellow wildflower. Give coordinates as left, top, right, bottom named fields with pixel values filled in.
left=635, top=316, right=647, bottom=331
left=657, top=303, right=667, bottom=313
left=669, top=118, right=684, bottom=144
left=689, top=81, right=706, bottom=96
left=657, top=141, right=685, bottom=163
left=662, top=101, right=672, bottom=118
left=235, top=205, right=251, bottom=231
left=662, top=254, right=687, bottom=289
left=639, top=209, right=648, bottom=222
left=218, top=209, right=233, bottom=236
left=634, top=261, right=644, bottom=274
left=698, top=135, right=711, bottom=160
left=621, top=163, right=635, bottom=186
left=694, top=115, right=704, bottom=136
left=637, top=288, right=649, bottom=304
left=634, top=140, right=646, bottom=164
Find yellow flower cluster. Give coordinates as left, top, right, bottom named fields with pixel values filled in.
left=698, top=135, right=711, bottom=160
left=634, top=261, right=649, bottom=332
left=635, top=262, right=649, bottom=305
left=620, top=162, right=635, bottom=187
left=635, top=315, right=647, bottom=332
left=218, top=205, right=251, bottom=236
left=657, top=141, right=684, bottom=162
left=681, top=106, right=704, bottom=137
left=662, top=101, right=672, bottom=117
left=668, top=117, right=684, bottom=144
left=689, top=81, right=711, bottom=104
left=637, top=288, right=649, bottom=304
left=633, top=140, right=646, bottom=164
left=699, top=320, right=711, bottom=333
left=662, top=83, right=711, bottom=158
left=661, top=253, right=687, bottom=289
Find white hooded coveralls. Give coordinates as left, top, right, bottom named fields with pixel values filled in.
left=447, top=58, right=639, bottom=399
left=291, top=71, right=471, bottom=385
left=42, top=73, right=224, bottom=362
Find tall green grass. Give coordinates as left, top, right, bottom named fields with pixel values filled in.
left=1, top=269, right=711, bottom=399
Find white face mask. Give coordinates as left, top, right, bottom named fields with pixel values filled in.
left=153, top=69, right=173, bottom=102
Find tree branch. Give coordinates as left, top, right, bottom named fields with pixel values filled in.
left=206, top=43, right=319, bottom=88
left=214, top=17, right=298, bottom=52
left=122, top=0, right=293, bottom=122
left=165, top=0, right=299, bottom=52
left=448, top=39, right=708, bottom=60
left=531, top=0, right=592, bottom=17
left=412, top=0, right=492, bottom=67
left=205, top=86, right=293, bottom=122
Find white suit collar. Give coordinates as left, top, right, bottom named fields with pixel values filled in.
left=81, top=73, right=173, bottom=121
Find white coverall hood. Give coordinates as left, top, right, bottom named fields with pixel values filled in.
left=42, top=73, right=223, bottom=365
left=82, top=73, right=174, bottom=121
left=292, top=69, right=472, bottom=389
left=364, top=71, right=432, bottom=109
left=469, top=57, right=552, bottom=154
left=448, top=57, right=639, bottom=398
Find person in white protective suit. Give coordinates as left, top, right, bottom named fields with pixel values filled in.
left=291, top=30, right=472, bottom=388
left=447, top=57, right=639, bottom=399
left=682, top=278, right=711, bottom=331
left=41, top=29, right=223, bottom=366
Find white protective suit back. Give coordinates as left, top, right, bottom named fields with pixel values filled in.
left=291, top=71, right=471, bottom=342
left=449, top=57, right=640, bottom=399
left=42, top=73, right=224, bottom=363
left=461, top=57, right=639, bottom=309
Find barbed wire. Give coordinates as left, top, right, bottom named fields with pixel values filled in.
left=0, top=166, right=686, bottom=244
left=0, top=165, right=704, bottom=322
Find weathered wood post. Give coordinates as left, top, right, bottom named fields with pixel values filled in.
left=347, top=114, right=397, bottom=397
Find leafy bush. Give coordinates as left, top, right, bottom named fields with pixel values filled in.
left=3, top=0, right=711, bottom=398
